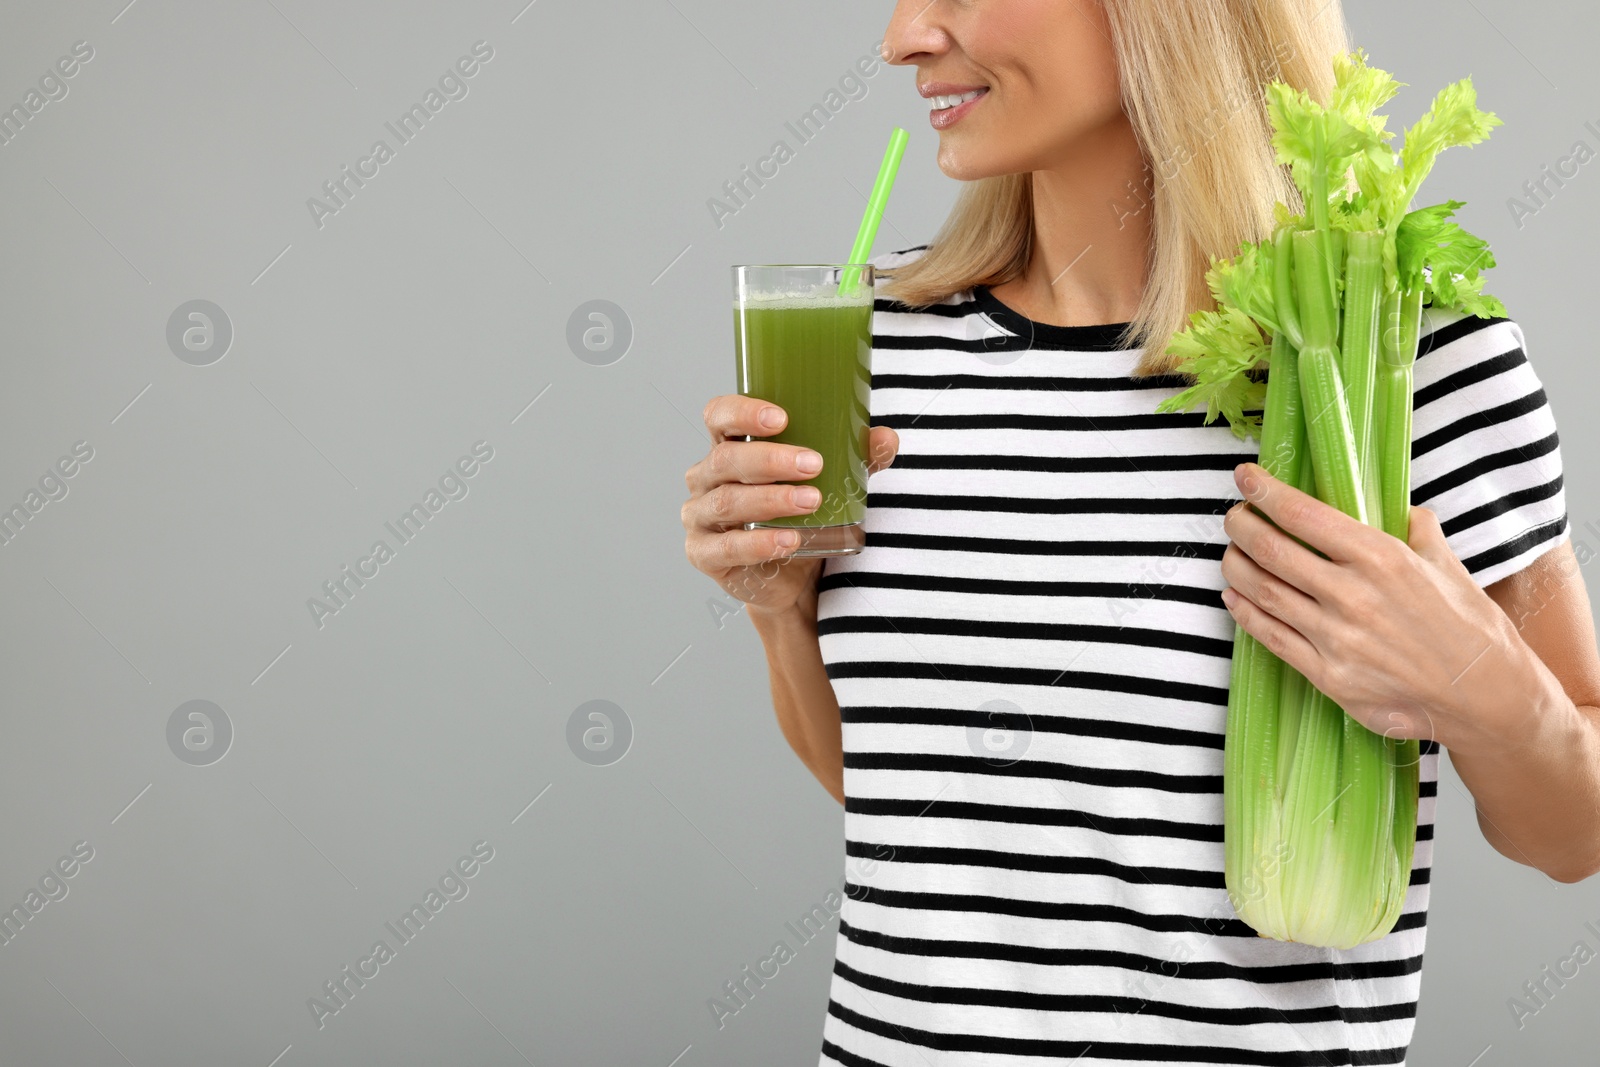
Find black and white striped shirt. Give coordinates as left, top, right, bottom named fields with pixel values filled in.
left=813, top=245, right=1569, bottom=1066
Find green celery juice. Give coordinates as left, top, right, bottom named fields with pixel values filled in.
left=733, top=291, right=872, bottom=528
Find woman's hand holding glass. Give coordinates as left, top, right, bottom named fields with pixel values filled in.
left=682, top=395, right=899, bottom=619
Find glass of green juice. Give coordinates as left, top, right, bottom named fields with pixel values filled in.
left=732, top=264, right=874, bottom=557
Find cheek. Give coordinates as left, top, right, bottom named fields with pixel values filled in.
left=1007, top=0, right=1121, bottom=94
left=998, top=59, right=1122, bottom=153
left=1040, top=58, right=1123, bottom=132
left=937, top=3, right=1124, bottom=178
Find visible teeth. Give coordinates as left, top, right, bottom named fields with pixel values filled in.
left=931, top=90, right=982, bottom=111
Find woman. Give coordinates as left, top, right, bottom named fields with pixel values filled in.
left=682, top=1, right=1600, bottom=1062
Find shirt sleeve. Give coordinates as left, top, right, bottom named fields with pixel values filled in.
left=1407, top=309, right=1570, bottom=589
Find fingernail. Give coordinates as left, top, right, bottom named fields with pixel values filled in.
left=778, top=531, right=800, bottom=548
left=796, top=450, right=823, bottom=474
left=793, top=486, right=822, bottom=508
left=760, top=407, right=784, bottom=428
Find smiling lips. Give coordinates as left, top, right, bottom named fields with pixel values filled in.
left=919, top=83, right=989, bottom=130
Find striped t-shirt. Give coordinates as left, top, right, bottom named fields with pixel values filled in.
left=813, top=245, right=1569, bottom=1066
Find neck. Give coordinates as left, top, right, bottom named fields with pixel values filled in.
left=993, top=116, right=1153, bottom=327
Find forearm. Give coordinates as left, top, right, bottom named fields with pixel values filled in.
left=1446, top=633, right=1600, bottom=883
left=748, top=594, right=846, bottom=806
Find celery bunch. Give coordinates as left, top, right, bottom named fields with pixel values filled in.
left=1156, top=50, right=1505, bottom=948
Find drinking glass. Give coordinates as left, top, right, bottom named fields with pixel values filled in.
left=731, top=264, right=873, bottom=556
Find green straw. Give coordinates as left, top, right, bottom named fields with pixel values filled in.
left=838, top=127, right=909, bottom=297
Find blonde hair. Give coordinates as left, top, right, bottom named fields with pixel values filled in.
left=880, top=0, right=1352, bottom=377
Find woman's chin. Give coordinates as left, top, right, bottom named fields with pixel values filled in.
left=936, top=144, right=1025, bottom=183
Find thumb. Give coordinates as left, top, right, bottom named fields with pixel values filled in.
left=867, top=426, right=900, bottom=475
left=1405, top=505, right=1461, bottom=569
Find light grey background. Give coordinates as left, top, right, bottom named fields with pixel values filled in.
left=0, top=1, right=1595, bottom=1064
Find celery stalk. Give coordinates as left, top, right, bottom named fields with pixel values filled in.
left=1368, top=282, right=1425, bottom=938
left=1375, top=285, right=1424, bottom=542
left=1273, top=228, right=1303, bottom=350
left=1280, top=686, right=1344, bottom=938
left=1225, top=329, right=1302, bottom=938
left=1292, top=230, right=1367, bottom=524
left=1341, top=232, right=1387, bottom=532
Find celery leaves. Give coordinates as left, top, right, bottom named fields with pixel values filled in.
left=1395, top=200, right=1505, bottom=316
left=1209, top=241, right=1283, bottom=339
left=1399, top=78, right=1503, bottom=208
left=1154, top=305, right=1268, bottom=440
